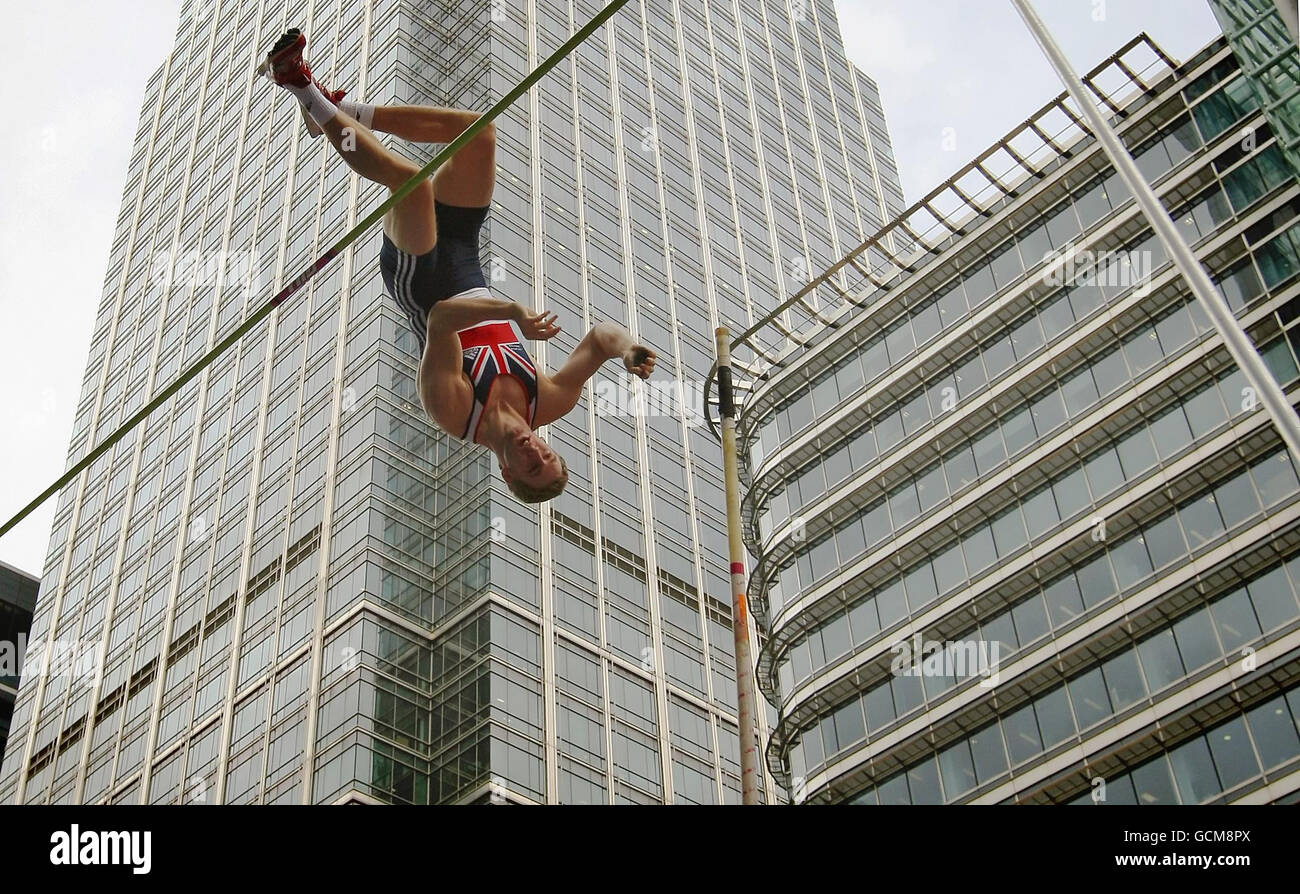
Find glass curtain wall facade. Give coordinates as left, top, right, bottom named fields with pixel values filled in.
left=1207, top=0, right=1300, bottom=179
left=0, top=0, right=899, bottom=804
left=738, top=35, right=1300, bottom=804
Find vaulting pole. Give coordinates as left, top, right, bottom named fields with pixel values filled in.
left=1012, top=0, right=1300, bottom=474
left=0, top=0, right=631, bottom=541
left=715, top=326, right=762, bottom=805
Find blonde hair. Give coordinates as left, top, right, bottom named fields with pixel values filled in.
left=507, top=455, right=569, bottom=503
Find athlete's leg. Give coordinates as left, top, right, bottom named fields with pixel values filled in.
left=314, top=110, right=410, bottom=193
left=369, top=105, right=497, bottom=208
left=370, top=105, right=486, bottom=144
left=265, top=30, right=436, bottom=256
left=316, top=112, right=437, bottom=256
left=432, top=116, right=496, bottom=209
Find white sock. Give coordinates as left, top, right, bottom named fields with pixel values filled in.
left=284, top=80, right=338, bottom=127
left=338, top=98, right=375, bottom=129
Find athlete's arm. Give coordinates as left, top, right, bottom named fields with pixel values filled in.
left=535, top=322, right=657, bottom=427
left=418, top=299, right=563, bottom=435
left=417, top=312, right=473, bottom=435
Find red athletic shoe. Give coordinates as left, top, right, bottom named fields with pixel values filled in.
left=264, top=29, right=312, bottom=87
left=263, top=29, right=350, bottom=138
left=263, top=28, right=349, bottom=99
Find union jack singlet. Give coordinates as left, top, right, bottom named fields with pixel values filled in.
left=459, top=318, right=539, bottom=441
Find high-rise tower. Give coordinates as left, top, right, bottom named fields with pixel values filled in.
left=0, top=0, right=900, bottom=804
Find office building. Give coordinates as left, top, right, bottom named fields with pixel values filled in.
left=737, top=32, right=1300, bottom=803
left=0, top=0, right=900, bottom=803
left=0, top=562, right=38, bottom=767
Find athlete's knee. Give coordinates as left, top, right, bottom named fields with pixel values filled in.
left=385, top=159, right=427, bottom=194
left=472, top=119, right=495, bottom=146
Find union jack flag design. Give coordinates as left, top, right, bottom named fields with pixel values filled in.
left=459, top=319, right=538, bottom=441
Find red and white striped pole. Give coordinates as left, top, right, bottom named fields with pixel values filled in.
left=715, top=327, right=761, bottom=805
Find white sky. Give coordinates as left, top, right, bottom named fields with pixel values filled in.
left=0, top=0, right=1223, bottom=577
left=836, top=0, right=1221, bottom=202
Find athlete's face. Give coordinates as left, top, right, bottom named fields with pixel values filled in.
left=502, top=430, right=563, bottom=489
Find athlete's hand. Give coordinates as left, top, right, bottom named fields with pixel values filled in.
left=515, top=306, right=561, bottom=340
left=623, top=344, right=657, bottom=379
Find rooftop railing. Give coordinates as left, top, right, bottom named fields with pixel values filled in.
left=702, top=33, right=1180, bottom=444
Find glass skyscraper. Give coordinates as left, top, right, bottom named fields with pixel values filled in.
left=734, top=30, right=1300, bottom=804
left=0, top=0, right=900, bottom=804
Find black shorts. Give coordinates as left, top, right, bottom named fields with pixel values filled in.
left=380, top=200, right=490, bottom=353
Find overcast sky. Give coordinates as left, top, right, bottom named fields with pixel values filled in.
left=837, top=0, right=1221, bottom=202
left=0, top=1, right=1223, bottom=576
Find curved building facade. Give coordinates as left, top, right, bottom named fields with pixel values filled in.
left=738, top=33, right=1300, bottom=804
